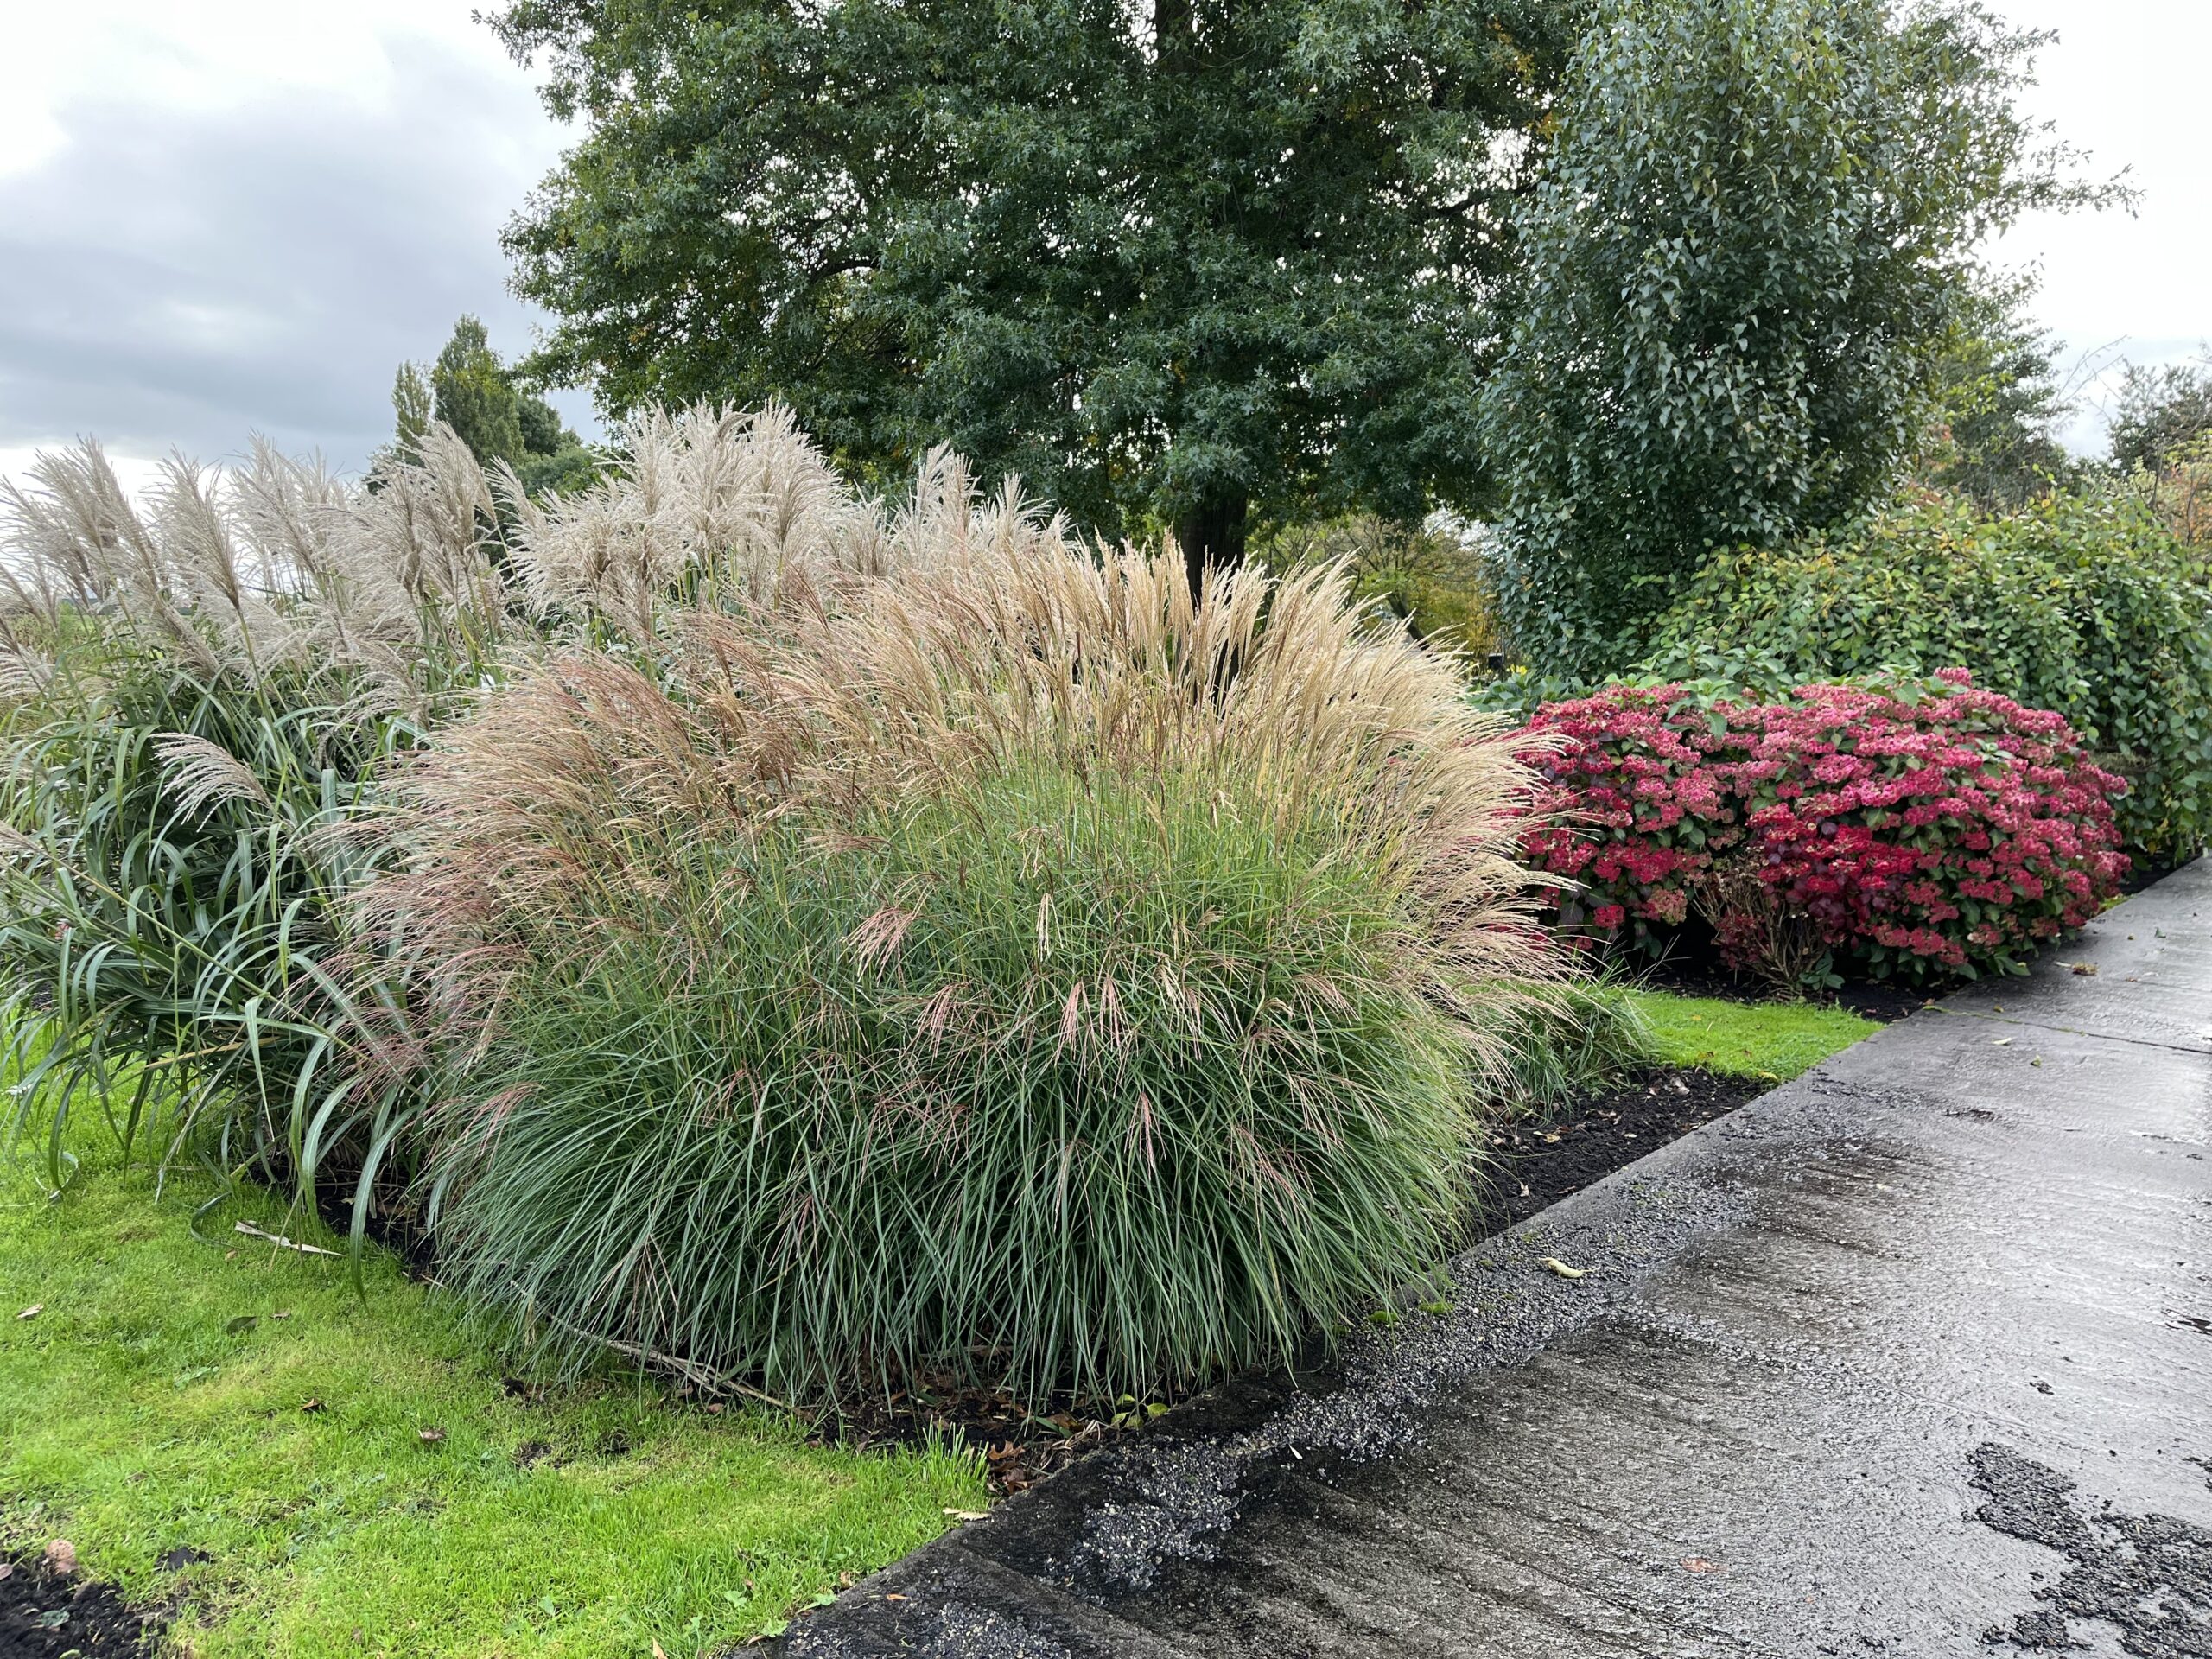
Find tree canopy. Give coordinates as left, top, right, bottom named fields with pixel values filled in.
left=1477, top=0, right=2110, bottom=674
left=1915, top=274, right=2077, bottom=512
left=386, top=316, right=598, bottom=497
left=490, top=0, right=1581, bottom=575
left=2108, top=356, right=2212, bottom=474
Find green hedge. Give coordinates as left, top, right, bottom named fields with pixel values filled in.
left=1640, top=489, right=2212, bottom=855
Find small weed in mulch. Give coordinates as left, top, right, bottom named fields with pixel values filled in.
left=1485, top=1067, right=1765, bottom=1225
left=0, top=1552, right=160, bottom=1659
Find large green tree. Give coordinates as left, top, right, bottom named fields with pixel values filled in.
left=2108, top=356, right=2212, bottom=474
left=430, top=316, right=530, bottom=472
left=1478, top=0, right=2109, bottom=674
left=490, top=0, right=1581, bottom=578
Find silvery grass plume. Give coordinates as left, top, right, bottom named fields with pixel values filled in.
left=0, top=402, right=920, bottom=704
left=493, top=403, right=895, bottom=641
left=0, top=423, right=510, bottom=715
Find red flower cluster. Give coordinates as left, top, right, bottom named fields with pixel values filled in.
left=1520, top=676, right=2130, bottom=980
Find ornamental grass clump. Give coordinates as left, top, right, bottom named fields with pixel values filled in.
left=0, top=406, right=891, bottom=1205
left=369, top=480, right=1554, bottom=1405
left=0, top=431, right=512, bottom=1198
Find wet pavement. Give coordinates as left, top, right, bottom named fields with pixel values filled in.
left=778, top=862, right=2212, bottom=1659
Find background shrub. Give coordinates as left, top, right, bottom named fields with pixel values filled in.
left=373, top=516, right=1560, bottom=1405
left=1255, top=514, right=1500, bottom=656
left=1640, top=488, right=2212, bottom=855
left=1522, top=677, right=2128, bottom=985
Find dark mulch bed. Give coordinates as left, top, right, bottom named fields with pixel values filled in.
left=2120, top=851, right=2183, bottom=896
left=0, top=1554, right=157, bottom=1659
left=1486, top=1065, right=1768, bottom=1227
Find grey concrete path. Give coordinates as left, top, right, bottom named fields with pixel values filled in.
left=781, top=863, right=2212, bottom=1659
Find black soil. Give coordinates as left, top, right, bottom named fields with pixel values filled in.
left=1487, top=1065, right=1766, bottom=1226
left=0, top=1557, right=156, bottom=1659
left=2120, top=850, right=2184, bottom=897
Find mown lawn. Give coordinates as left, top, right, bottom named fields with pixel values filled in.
left=0, top=1135, right=984, bottom=1658
left=1625, top=989, right=1881, bottom=1080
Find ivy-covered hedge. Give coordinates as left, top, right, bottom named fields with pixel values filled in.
left=1638, top=489, right=2212, bottom=855
left=1522, top=676, right=2128, bottom=985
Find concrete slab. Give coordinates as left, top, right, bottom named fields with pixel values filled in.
left=779, top=863, right=2212, bottom=1659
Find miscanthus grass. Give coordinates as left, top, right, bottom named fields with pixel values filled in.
left=1, top=404, right=1606, bottom=1408
left=367, top=503, right=1565, bottom=1404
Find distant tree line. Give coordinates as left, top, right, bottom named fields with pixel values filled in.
left=384, top=315, right=597, bottom=499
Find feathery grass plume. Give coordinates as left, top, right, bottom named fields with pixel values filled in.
left=0, top=407, right=917, bottom=1217
left=496, top=403, right=887, bottom=639
left=367, top=457, right=1565, bottom=1405
left=0, top=427, right=520, bottom=1213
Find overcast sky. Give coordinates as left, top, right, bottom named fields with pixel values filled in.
left=1, top=0, right=2205, bottom=494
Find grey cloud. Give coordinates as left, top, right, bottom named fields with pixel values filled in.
left=0, top=29, right=589, bottom=474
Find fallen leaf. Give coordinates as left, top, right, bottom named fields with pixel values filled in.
left=44, top=1539, right=78, bottom=1576
left=16, top=1304, right=41, bottom=1320
left=652, top=1643, right=669, bottom=1659
left=1992, top=1038, right=2012, bottom=1047
left=417, top=1427, right=447, bottom=1444
left=941, top=1508, right=988, bottom=1522
left=299, top=1397, right=324, bottom=1414
left=225, top=1314, right=258, bottom=1335
left=2070, top=962, right=2099, bottom=977
left=1540, top=1257, right=1586, bottom=1280
left=2031, top=1057, right=2044, bottom=1068
left=1682, top=1556, right=1715, bottom=1574
left=233, top=1219, right=341, bottom=1257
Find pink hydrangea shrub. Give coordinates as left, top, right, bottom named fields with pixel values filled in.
left=1521, top=674, right=2130, bottom=981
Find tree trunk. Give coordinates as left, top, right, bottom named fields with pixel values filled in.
left=1178, top=491, right=1248, bottom=597
left=1155, top=3, right=1241, bottom=597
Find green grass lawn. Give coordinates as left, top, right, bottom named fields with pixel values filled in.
left=1625, top=989, right=1880, bottom=1081
left=0, top=1135, right=984, bottom=1658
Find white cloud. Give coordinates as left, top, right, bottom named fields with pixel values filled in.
left=0, top=1, right=588, bottom=486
